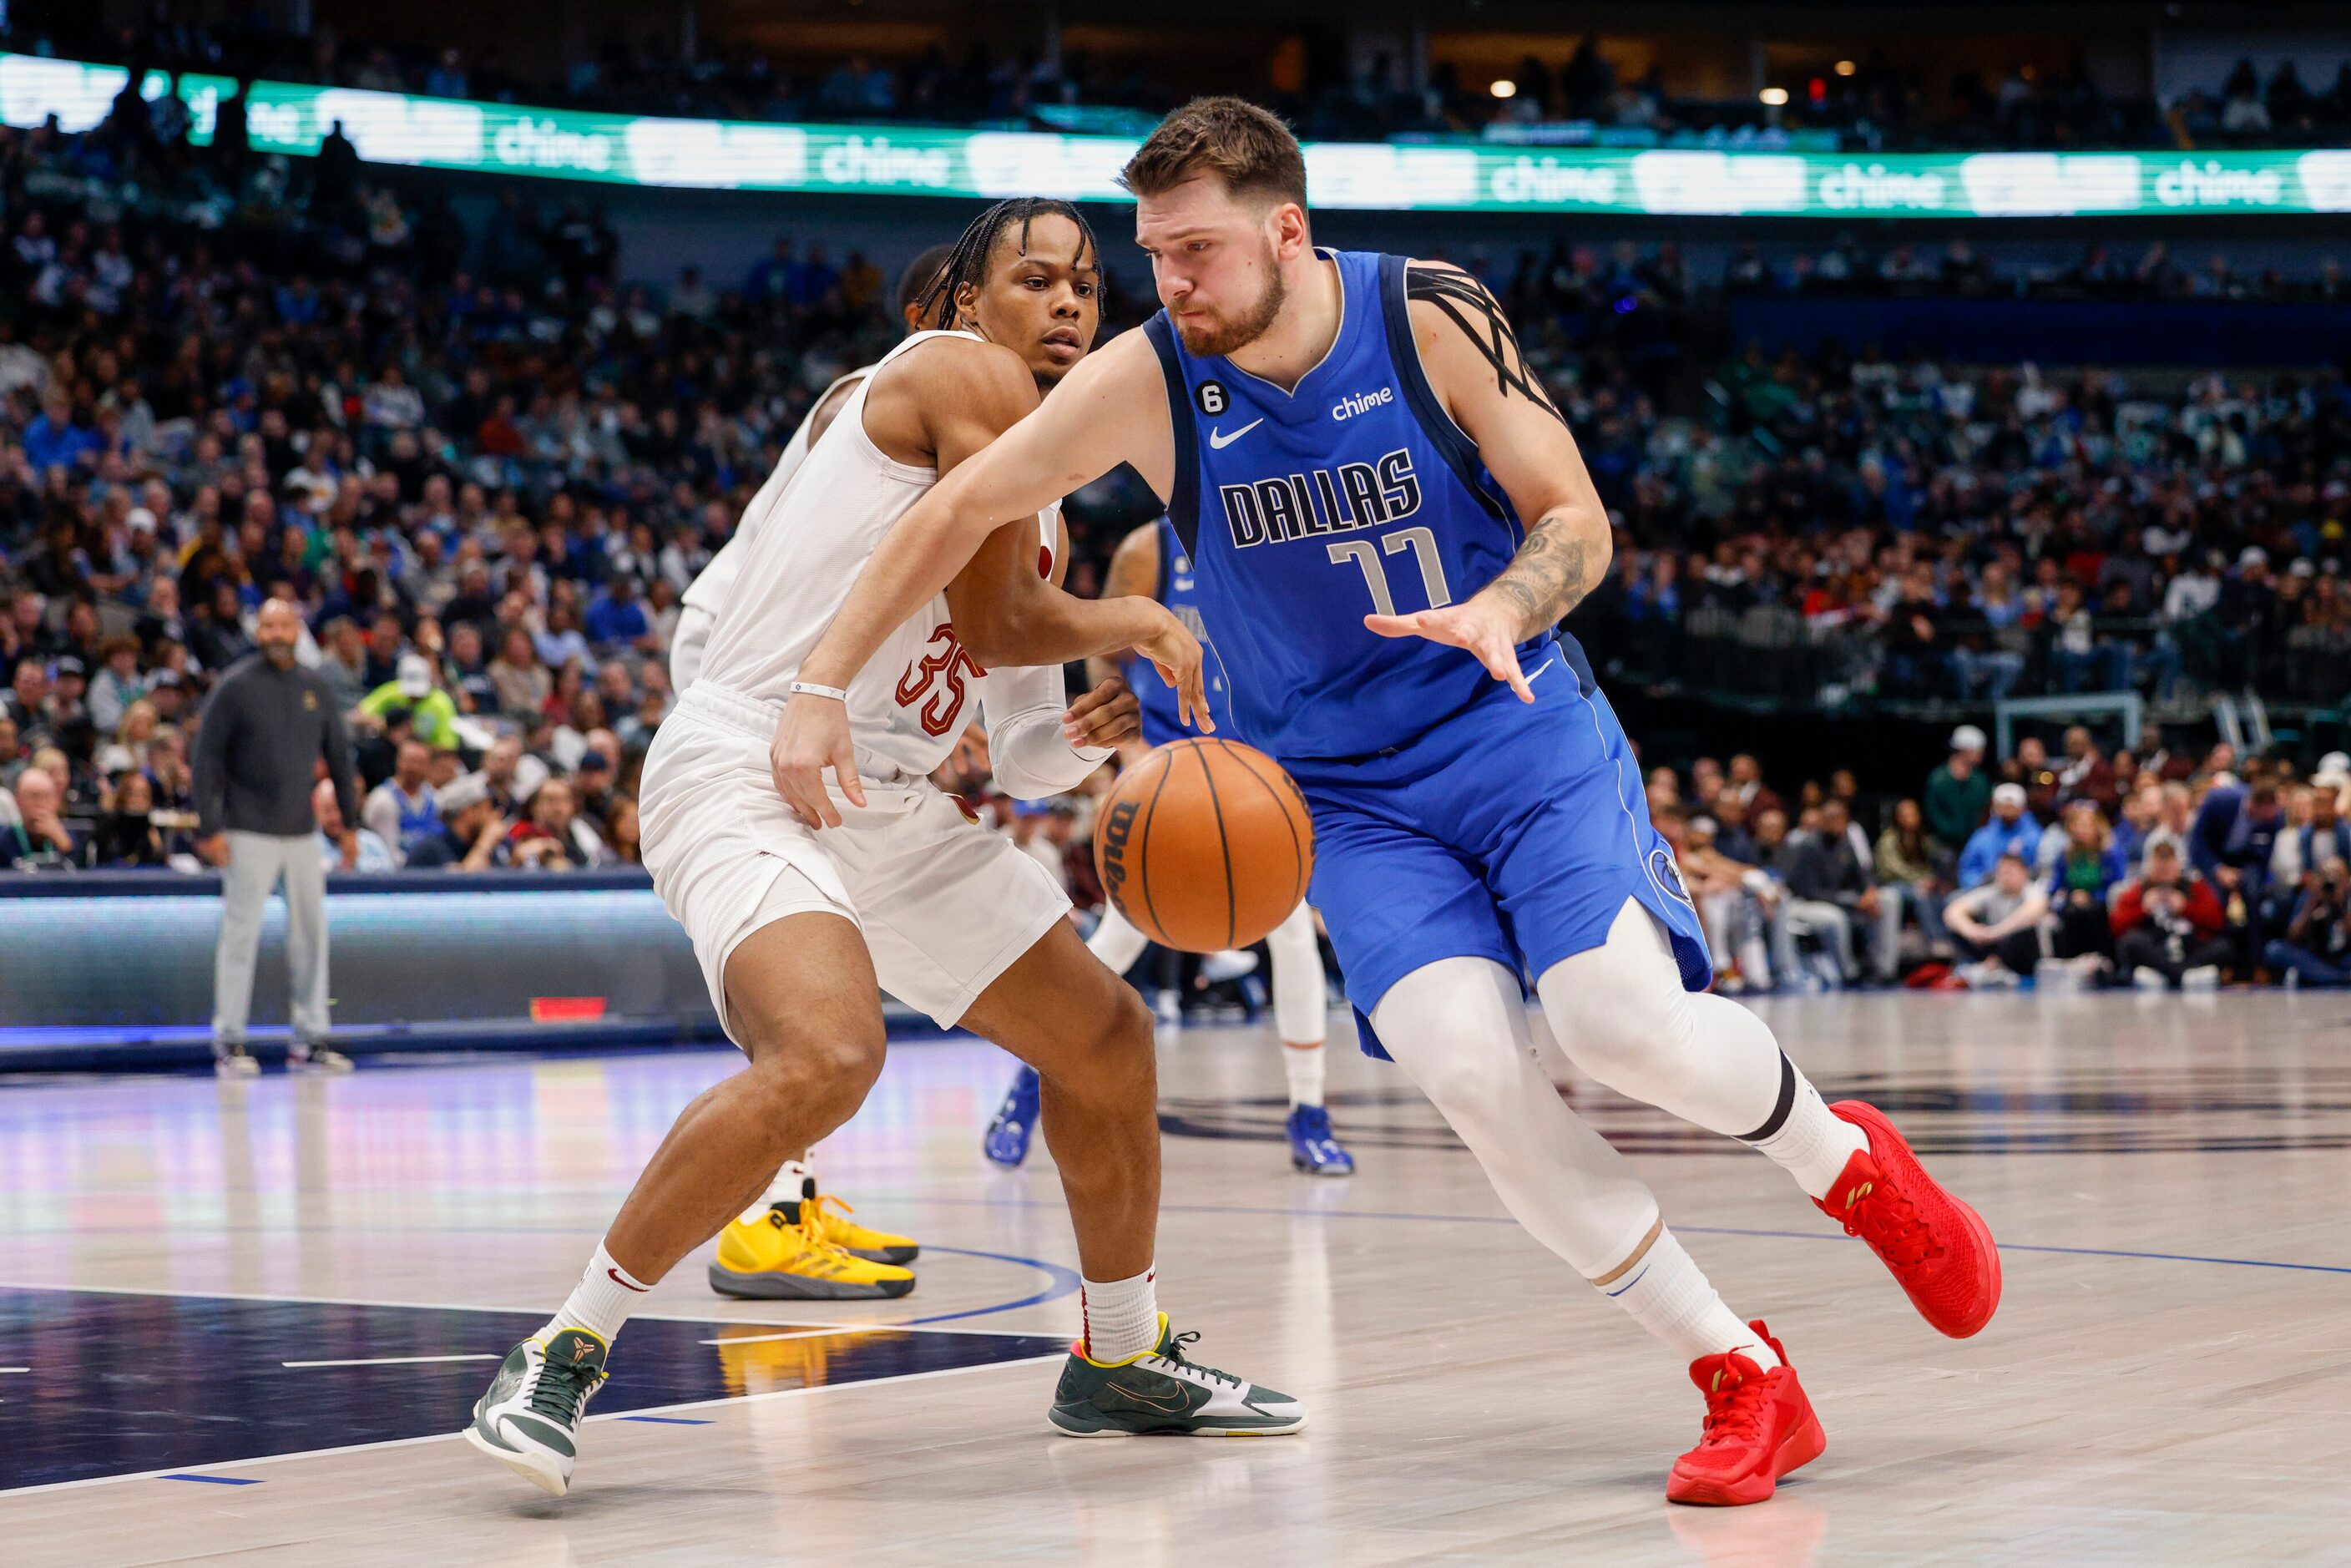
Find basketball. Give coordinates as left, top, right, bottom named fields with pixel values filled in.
left=1095, top=739, right=1316, bottom=952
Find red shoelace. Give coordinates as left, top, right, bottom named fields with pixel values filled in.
left=1692, top=1357, right=1774, bottom=1449
left=1834, top=1175, right=1942, bottom=1271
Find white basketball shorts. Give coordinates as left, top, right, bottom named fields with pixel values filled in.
left=639, top=683, right=1072, bottom=1042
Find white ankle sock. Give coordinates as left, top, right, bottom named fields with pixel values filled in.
left=1747, top=1067, right=1868, bottom=1201
left=1600, top=1229, right=1777, bottom=1369
left=1079, top=1267, right=1158, bottom=1362
left=539, top=1242, right=652, bottom=1348
left=1282, top=1042, right=1325, bottom=1108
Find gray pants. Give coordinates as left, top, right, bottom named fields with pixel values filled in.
left=214, top=830, right=331, bottom=1050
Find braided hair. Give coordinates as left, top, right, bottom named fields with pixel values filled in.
left=912, top=198, right=1099, bottom=332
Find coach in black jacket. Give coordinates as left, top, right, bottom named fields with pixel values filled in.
left=191, top=599, right=361, bottom=1076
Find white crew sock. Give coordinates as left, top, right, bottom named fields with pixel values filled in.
left=1282, top=1041, right=1326, bottom=1108
left=1600, top=1228, right=1777, bottom=1368
left=1079, top=1267, right=1158, bottom=1363
left=539, top=1242, right=652, bottom=1348
left=1748, top=1071, right=1869, bottom=1201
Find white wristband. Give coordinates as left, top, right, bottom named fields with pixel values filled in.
left=789, top=681, right=849, bottom=702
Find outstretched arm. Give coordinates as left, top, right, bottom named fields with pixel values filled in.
left=1363, top=263, right=1610, bottom=701
left=771, top=332, right=1199, bottom=827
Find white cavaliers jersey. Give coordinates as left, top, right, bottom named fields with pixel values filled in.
left=680, top=365, right=872, bottom=619
left=694, top=329, right=1060, bottom=781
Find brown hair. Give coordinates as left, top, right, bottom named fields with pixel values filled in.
left=1119, top=96, right=1307, bottom=208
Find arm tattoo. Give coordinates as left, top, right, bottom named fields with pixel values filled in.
left=1404, top=264, right=1564, bottom=424
left=1489, top=508, right=1593, bottom=636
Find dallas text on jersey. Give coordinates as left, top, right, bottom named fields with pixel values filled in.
left=1216, top=448, right=1423, bottom=550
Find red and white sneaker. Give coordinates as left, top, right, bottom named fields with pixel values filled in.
left=1816, top=1100, right=2002, bottom=1338
left=1666, top=1322, right=1826, bottom=1507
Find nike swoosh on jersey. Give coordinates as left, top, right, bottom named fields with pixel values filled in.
left=1207, top=419, right=1264, bottom=450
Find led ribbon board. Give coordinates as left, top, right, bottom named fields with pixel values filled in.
left=5, top=53, right=2346, bottom=215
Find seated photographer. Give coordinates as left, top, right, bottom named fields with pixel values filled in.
left=2111, top=841, right=2229, bottom=990
left=2263, top=862, right=2351, bottom=988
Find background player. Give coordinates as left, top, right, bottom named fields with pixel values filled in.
left=983, top=514, right=1353, bottom=1176
left=672, top=245, right=956, bottom=1304
left=771, top=100, right=2001, bottom=1509
left=466, top=199, right=1298, bottom=1499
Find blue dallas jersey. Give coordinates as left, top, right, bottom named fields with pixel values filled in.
left=1137, top=246, right=1711, bottom=1045
left=1142, top=247, right=1591, bottom=762
left=1120, top=517, right=1234, bottom=747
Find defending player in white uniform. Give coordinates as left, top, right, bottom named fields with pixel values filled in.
left=467, top=200, right=1302, bottom=1500
left=668, top=249, right=954, bottom=1302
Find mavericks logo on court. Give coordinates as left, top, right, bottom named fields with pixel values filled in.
left=1648, top=845, right=1695, bottom=908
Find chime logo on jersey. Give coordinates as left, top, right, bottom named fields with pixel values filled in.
left=1216, top=447, right=1423, bottom=549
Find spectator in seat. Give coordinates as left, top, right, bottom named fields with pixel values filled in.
left=508, top=776, right=606, bottom=870
left=361, top=738, right=441, bottom=864
left=488, top=626, right=552, bottom=719
left=315, top=777, right=395, bottom=873
left=1780, top=797, right=1900, bottom=983
left=1874, top=796, right=1950, bottom=953
left=2053, top=724, right=2117, bottom=812
left=2113, top=781, right=2161, bottom=873
left=360, top=652, right=462, bottom=752
left=2264, top=862, right=2351, bottom=987
left=2111, top=841, right=2227, bottom=990
left=392, top=771, right=511, bottom=870
left=91, top=771, right=169, bottom=867
left=1771, top=805, right=1858, bottom=985
left=584, top=573, right=651, bottom=648
left=1943, top=851, right=2050, bottom=988
left=6, top=766, right=83, bottom=868
left=1959, top=782, right=2043, bottom=888
left=1680, top=814, right=1780, bottom=992
left=88, top=635, right=148, bottom=734
left=2046, top=801, right=2125, bottom=963
left=1722, top=752, right=1782, bottom=822
left=2188, top=776, right=2286, bottom=909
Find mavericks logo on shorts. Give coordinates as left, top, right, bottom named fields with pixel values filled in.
left=1647, top=845, right=1695, bottom=908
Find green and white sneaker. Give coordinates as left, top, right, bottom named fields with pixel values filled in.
left=1048, top=1313, right=1305, bottom=1437
left=463, top=1328, right=609, bottom=1495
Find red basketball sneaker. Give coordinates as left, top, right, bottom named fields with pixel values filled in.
left=1666, top=1323, right=1826, bottom=1507
left=1815, top=1100, right=2002, bottom=1338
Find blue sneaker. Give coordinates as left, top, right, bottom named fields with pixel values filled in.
left=984, top=1065, right=1042, bottom=1168
left=1286, top=1105, right=1354, bottom=1176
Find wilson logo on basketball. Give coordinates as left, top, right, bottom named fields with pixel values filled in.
left=1098, top=798, right=1139, bottom=908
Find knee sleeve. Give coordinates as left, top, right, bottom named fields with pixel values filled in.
left=1373, top=956, right=1657, bottom=1276
left=1536, top=898, right=1786, bottom=1141
left=1086, top=904, right=1151, bottom=975
left=1267, top=902, right=1327, bottom=1044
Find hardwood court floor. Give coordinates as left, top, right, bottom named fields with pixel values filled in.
left=3, top=991, right=2348, bottom=1565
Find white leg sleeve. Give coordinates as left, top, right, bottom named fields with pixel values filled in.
left=1267, top=902, right=1327, bottom=1044
left=1372, top=956, right=1658, bottom=1277
left=1535, top=898, right=1863, bottom=1198
left=1086, top=903, right=1150, bottom=975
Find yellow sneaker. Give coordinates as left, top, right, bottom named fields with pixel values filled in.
left=707, top=1204, right=915, bottom=1301
left=804, top=1191, right=920, bottom=1265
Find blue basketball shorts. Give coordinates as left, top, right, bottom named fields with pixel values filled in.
left=1282, top=659, right=1711, bottom=1060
